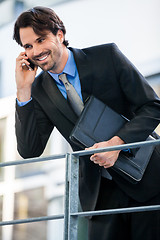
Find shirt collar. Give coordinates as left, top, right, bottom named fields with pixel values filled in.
left=48, top=49, right=76, bottom=83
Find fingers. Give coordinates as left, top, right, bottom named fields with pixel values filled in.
left=16, top=52, right=27, bottom=64
left=85, top=143, right=99, bottom=151
left=15, top=52, right=37, bottom=93
left=85, top=143, right=109, bottom=166
left=16, top=52, right=32, bottom=71
left=85, top=144, right=109, bottom=167
left=85, top=139, right=122, bottom=168
left=90, top=153, right=108, bottom=166
left=90, top=151, right=119, bottom=168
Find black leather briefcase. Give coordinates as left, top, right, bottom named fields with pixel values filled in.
left=69, top=96, right=155, bottom=184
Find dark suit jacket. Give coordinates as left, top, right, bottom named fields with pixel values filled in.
left=15, top=43, right=160, bottom=211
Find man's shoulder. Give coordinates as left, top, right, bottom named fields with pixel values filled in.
left=82, top=42, right=116, bottom=52
left=70, top=43, right=118, bottom=58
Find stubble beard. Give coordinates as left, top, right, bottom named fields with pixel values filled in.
left=38, top=51, right=61, bottom=73
left=40, top=61, right=57, bottom=72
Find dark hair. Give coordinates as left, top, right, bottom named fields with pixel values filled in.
left=13, top=6, right=69, bottom=47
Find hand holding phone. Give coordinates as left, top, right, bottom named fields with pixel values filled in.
left=27, top=58, right=35, bottom=70
left=24, top=55, right=35, bottom=70
left=16, top=52, right=37, bottom=102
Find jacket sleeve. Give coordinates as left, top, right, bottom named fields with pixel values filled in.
left=15, top=99, right=54, bottom=158
left=111, top=43, right=160, bottom=144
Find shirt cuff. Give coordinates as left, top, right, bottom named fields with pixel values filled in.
left=16, top=97, right=32, bottom=107
left=122, top=149, right=131, bottom=153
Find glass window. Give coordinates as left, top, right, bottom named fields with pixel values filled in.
left=15, top=137, right=52, bottom=179
left=0, top=60, right=2, bottom=98
left=13, top=187, right=47, bottom=240
left=0, top=195, right=2, bottom=239
left=0, top=118, right=6, bottom=181
left=146, top=73, right=160, bottom=135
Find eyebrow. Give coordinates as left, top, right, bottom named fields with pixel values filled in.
left=23, top=36, right=46, bottom=48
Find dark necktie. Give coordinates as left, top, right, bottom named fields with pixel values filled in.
left=59, top=73, right=84, bottom=116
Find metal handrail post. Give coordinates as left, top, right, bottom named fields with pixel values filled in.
left=68, top=153, right=79, bottom=240
left=64, top=154, right=70, bottom=240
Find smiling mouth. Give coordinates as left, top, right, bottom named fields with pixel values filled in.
left=34, top=52, right=50, bottom=62
left=38, top=55, right=48, bottom=61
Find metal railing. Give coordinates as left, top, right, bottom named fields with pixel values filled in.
left=0, top=138, right=160, bottom=239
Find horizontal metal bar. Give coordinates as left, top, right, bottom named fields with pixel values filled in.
left=1, top=205, right=159, bottom=226
left=71, top=205, right=160, bottom=217
left=1, top=139, right=159, bottom=168
left=0, top=214, right=64, bottom=226
left=73, top=139, right=160, bottom=157
left=0, top=154, right=66, bottom=168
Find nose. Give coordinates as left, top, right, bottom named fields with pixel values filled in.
left=32, top=44, right=42, bottom=58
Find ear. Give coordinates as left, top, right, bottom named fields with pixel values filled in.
left=57, top=30, right=64, bottom=43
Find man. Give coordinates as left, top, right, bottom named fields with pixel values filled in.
left=13, top=6, right=160, bottom=240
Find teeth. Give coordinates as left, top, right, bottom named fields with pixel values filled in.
left=38, top=55, right=48, bottom=61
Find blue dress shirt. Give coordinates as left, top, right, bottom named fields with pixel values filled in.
left=48, top=49, right=83, bottom=101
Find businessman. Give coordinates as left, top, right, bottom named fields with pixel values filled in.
left=13, top=6, right=160, bottom=240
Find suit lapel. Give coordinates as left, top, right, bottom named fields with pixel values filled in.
left=42, top=72, right=78, bottom=124
left=41, top=48, right=92, bottom=123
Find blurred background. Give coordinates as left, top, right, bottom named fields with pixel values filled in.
left=0, top=0, right=160, bottom=239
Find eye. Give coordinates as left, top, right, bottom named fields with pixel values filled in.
left=38, top=38, right=45, bottom=43
left=24, top=44, right=32, bottom=50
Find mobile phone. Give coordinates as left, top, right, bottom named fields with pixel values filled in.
left=24, top=54, right=35, bottom=70
left=27, top=58, right=35, bottom=70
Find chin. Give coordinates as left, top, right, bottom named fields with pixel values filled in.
left=40, top=62, right=56, bottom=72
